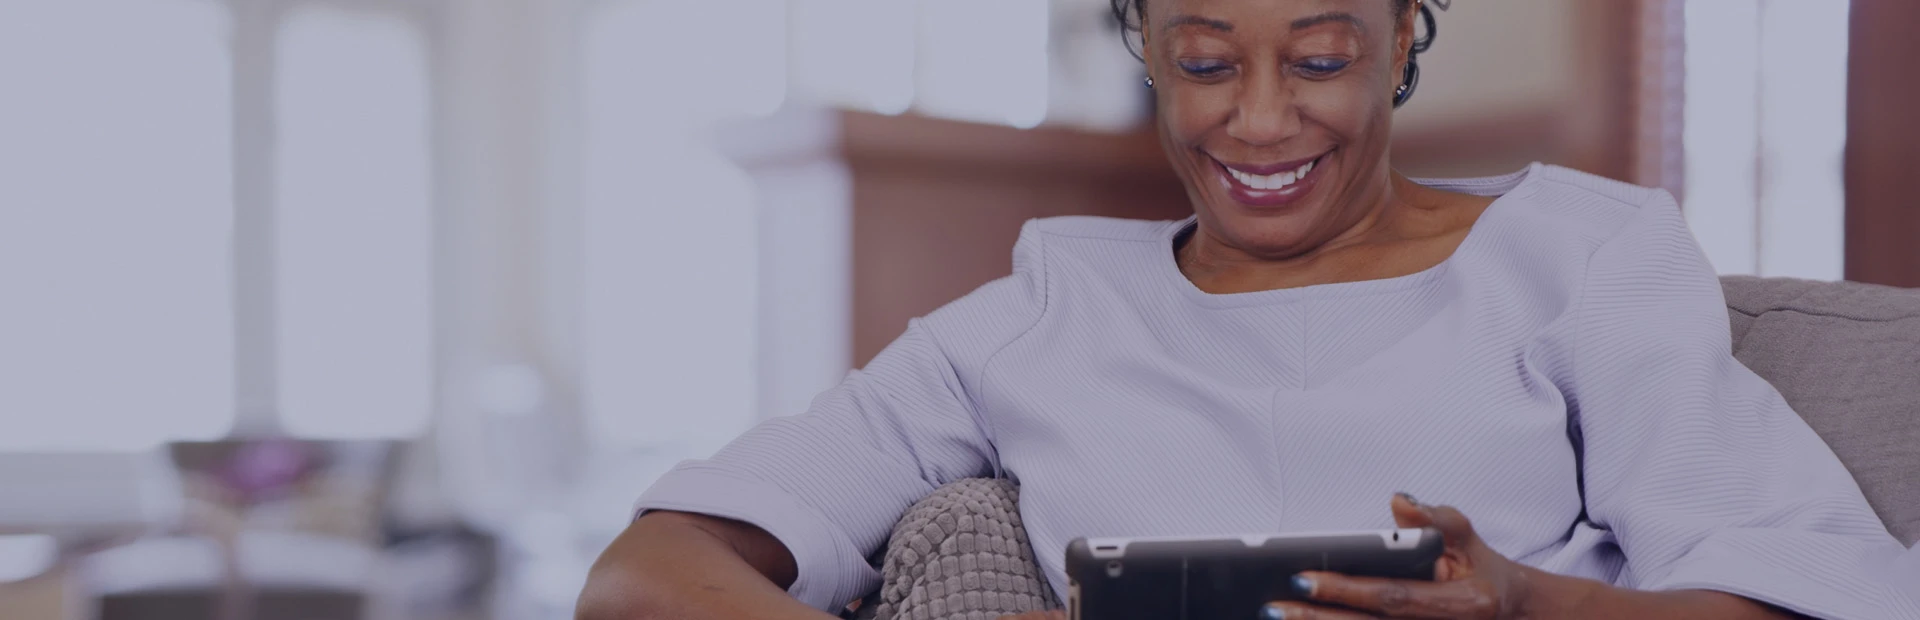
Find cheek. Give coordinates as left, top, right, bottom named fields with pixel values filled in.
left=1294, top=80, right=1392, bottom=144
left=1160, top=86, right=1235, bottom=145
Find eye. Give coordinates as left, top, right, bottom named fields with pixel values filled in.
left=1296, top=57, right=1351, bottom=77
left=1176, top=59, right=1231, bottom=78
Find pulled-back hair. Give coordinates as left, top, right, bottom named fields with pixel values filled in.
left=1108, top=0, right=1440, bottom=107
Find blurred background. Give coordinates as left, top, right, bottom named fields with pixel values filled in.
left=0, top=0, right=1912, bottom=619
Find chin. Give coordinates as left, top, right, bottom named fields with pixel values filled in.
left=1200, top=206, right=1325, bottom=258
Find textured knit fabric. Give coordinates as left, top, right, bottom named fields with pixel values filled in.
left=633, top=164, right=1920, bottom=619
left=1720, top=275, right=1920, bottom=546
left=864, top=478, right=1054, bottom=620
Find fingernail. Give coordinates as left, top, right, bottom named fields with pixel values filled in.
left=1260, top=604, right=1288, bottom=620
left=1291, top=574, right=1315, bottom=596
left=1396, top=491, right=1420, bottom=506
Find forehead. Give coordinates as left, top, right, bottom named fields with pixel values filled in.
left=1147, top=0, right=1397, bottom=30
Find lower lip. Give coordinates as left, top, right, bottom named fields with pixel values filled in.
left=1214, top=155, right=1326, bottom=208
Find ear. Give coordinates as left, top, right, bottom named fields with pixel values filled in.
left=1138, top=10, right=1151, bottom=53
left=1137, top=7, right=1153, bottom=80
left=1392, top=2, right=1418, bottom=87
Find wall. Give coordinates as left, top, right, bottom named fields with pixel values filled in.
left=1846, top=0, right=1920, bottom=287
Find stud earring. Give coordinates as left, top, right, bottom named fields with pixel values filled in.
left=1145, top=76, right=1155, bottom=89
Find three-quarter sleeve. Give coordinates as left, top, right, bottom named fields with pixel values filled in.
left=1553, top=194, right=1920, bottom=618
left=631, top=223, right=1049, bottom=612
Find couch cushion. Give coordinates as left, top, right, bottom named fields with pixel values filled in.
left=1720, top=276, right=1920, bottom=545
left=866, top=478, right=1053, bottom=619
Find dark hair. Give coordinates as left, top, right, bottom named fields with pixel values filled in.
left=1109, top=0, right=1440, bottom=108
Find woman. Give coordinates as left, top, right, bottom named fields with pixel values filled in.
left=577, top=0, right=1918, bottom=618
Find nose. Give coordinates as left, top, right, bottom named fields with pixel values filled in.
left=1225, top=71, right=1302, bottom=147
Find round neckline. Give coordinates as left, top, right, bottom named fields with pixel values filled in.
left=1154, top=163, right=1545, bottom=309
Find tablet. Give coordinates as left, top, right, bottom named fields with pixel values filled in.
left=1065, top=528, right=1443, bottom=620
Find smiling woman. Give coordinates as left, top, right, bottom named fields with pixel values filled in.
left=577, top=2, right=1919, bottom=619
left=1127, top=0, right=1491, bottom=291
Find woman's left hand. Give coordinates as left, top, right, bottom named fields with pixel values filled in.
left=1263, top=494, right=1544, bottom=619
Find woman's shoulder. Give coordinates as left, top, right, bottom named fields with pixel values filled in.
left=1527, top=164, right=1672, bottom=209
left=914, top=216, right=1180, bottom=368
left=1449, top=164, right=1688, bottom=265
left=1511, top=164, right=1680, bottom=236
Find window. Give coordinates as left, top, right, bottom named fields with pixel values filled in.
left=578, top=0, right=785, bottom=454
left=1752, top=0, right=1850, bottom=280
left=1684, top=0, right=1850, bottom=279
left=790, top=0, right=917, bottom=115
left=274, top=6, right=434, bottom=438
left=915, top=0, right=1050, bottom=128
left=0, top=0, right=234, bottom=450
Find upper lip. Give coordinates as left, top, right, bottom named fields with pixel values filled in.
left=1212, top=151, right=1330, bottom=175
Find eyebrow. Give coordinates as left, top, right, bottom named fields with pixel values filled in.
left=1159, top=12, right=1366, bottom=35
left=1161, top=14, right=1233, bottom=33
left=1290, top=12, right=1366, bottom=34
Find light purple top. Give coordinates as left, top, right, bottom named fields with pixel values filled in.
left=635, top=164, right=1919, bottom=619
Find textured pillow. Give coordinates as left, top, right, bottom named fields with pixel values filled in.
left=864, top=478, right=1055, bottom=620
left=1720, top=275, right=1920, bottom=545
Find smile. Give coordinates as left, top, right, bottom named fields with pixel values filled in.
left=1211, top=152, right=1330, bottom=208
left=1226, top=158, right=1316, bottom=190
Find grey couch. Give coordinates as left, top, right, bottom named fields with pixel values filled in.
left=857, top=276, right=1920, bottom=620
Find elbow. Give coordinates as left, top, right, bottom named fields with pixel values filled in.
left=574, top=577, right=634, bottom=620
left=575, top=552, right=666, bottom=620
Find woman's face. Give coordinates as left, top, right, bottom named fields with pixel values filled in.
left=1145, top=0, right=1415, bottom=259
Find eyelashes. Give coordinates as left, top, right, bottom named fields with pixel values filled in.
left=1173, top=57, right=1353, bottom=80
left=1297, top=58, right=1350, bottom=76
left=1177, top=60, right=1230, bottom=77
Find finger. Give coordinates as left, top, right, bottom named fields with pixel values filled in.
left=1390, top=493, right=1430, bottom=528
left=1296, top=571, right=1498, bottom=619
left=1390, top=494, right=1478, bottom=549
left=1261, top=602, right=1380, bottom=620
left=1421, top=504, right=1480, bottom=550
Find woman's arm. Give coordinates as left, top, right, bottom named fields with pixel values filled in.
left=1271, top=192, right=1914, bottom=619
left=1549, top=193, right=1913, bottom=616
left=582, top=323, right=1001, bottom=617
left=1271, top=497, right=1801, bottom=620
left=1523, top=569, right=1795, bottom=620
left=576, top=510, right=837, bottom=620
left=1282, top=563, right=1796, bottom=620
left=582, top=222, right=1046, bottom=616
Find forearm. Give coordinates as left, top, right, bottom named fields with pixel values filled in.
left=576, top=511, right=839, bottom=620
left=1522, top=567, right=1798, bottom=620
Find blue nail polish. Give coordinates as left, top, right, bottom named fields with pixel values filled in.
left=1292, top=574, right=1315, bottom=595
left=1260, top=605, right=1287, bottom=620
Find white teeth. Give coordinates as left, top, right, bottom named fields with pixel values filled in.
left=1226, top=158, right=1317, bottom=191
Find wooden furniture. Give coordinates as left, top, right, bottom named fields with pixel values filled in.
left=1846, top=0, right=1920, bottom=287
